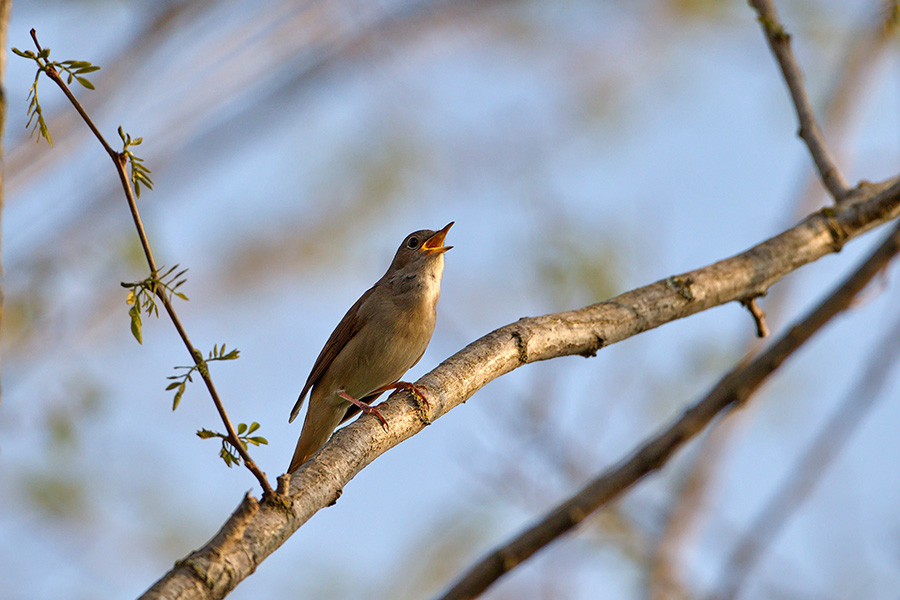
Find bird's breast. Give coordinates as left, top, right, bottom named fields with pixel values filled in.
left=316, top=279, right=439, bottom=401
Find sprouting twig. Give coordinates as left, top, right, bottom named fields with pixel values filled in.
left=26, top=29, right=273, bottom=497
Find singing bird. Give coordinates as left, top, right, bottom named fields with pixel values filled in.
left=288, top=222, right=453, bottom=473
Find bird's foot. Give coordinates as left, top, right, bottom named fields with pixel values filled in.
left=337, top=391, right=388, bottom=429
left=378, top=381, right=430, bottom=408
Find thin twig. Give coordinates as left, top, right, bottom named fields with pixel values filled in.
left=435, top=219, right=900, bottom=600
left=29, top=29, right=273, bottom=497
left=748, top=0, right=850, bottom=201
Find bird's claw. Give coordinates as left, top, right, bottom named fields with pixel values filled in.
left=385, top=381, right=430, bottom=407
left=360, top=404, right=388, bottom=430
left=338, top=391, right=389, bottom=430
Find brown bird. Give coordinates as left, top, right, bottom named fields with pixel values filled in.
left=288, top=222, right=453, bottom=473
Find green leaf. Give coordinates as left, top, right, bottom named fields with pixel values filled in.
left=129, top=304, right=143, bottom=344
left=247, top=422, right=260, bottom=434
left=220, top=446, right=238, bottom=467
left=172, top=383, right=185, bottom=410
left=75, top=76, right=95, bottom=90
left=196, top=429, right=217, bottom=439
left=39, top=119, right=52, bottom=145
left=165, top=381, right=181, bottom=391
left=12, top=47, right=36, bottom=58
left=237, top=422, right=247, bottom=435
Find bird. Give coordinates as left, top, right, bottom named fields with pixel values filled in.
left=287, top=222, right=453, bottom=473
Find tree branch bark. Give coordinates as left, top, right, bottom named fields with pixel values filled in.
left=138, top=176, right=900, bottom=600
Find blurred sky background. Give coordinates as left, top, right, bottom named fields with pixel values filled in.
left=2, top=1, right=900, bottom=599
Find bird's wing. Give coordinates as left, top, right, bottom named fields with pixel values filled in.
left=338, top=344, right=428, bottom=424
left=289, top=284, right=378, bottom=423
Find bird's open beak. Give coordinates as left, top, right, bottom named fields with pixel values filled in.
left=422, top=222, right=454, bottom=254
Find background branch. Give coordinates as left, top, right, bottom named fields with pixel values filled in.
left=647, top=6, right=900, bottom=595
left=438, top=217, right=900, bottom=600
left=711, top=308, right=900, bottom=600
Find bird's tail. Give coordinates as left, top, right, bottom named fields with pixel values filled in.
left=287, top=400, right=346, bottom=473
left=288, top=433, right=321, bottom=474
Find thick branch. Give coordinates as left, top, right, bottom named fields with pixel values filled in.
left=749, top=0, right=850, bottom=201
left=139, top=177, right=900, bottom=600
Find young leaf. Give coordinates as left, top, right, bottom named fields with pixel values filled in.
left=129, top=303, right=142, bottom=344
left=172, top=383, right=186, bottom=410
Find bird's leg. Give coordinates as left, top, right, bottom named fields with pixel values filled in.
left=373, top=381, right=430, bottom=407
left=337, top=391, right=388, bottom=429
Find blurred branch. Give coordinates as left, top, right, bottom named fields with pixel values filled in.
left=25, top=29, right=273, bottom=498
left=0, top=0, right=10, bottom=381
left=749, top=0, right=850, bottom=201
left=648, top=5, right=900, bottom=595
left=711, top=308, right=900, bottom=600
left=139, top=176, right=900, bottom=599
left=437, top=217, right=900, bottom=600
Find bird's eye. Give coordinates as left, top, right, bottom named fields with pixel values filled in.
left=406, top=236, right=419, bottom=249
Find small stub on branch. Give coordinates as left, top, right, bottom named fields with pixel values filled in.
left=741, top=297, right=769, bottom=338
